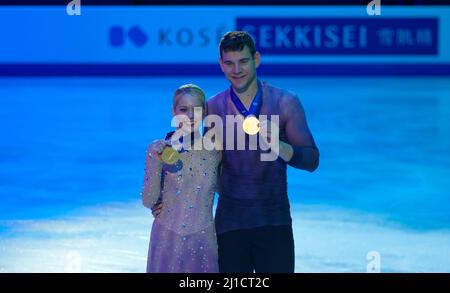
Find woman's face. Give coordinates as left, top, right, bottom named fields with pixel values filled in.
left=173, top=93, right=204, bottom=134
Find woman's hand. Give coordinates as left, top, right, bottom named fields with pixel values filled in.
left=148, top=139, right=169, bottom=160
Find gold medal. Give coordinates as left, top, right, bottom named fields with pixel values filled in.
left=242, top=115, right=260, bottom=135
left=161, top=147, right=180, bottom=165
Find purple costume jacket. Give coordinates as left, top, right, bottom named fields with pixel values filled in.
left=206, top=81, right=319, bottom=234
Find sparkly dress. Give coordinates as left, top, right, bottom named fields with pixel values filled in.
left=141, top=139, right=221, bottom=273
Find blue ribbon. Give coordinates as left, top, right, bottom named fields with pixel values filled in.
left=230, top=80, right=263, bottom=118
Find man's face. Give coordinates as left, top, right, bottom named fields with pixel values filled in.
left=219, top=46, right=260, bottom=94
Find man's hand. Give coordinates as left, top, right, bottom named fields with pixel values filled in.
left=259, top=119, right=294, bottom=162
left=151, top=199, right=163, bottom=218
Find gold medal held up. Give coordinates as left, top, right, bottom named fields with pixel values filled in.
left=161, top=147, right=179, bottom=165
left=242, top=115, right=260, bottom=135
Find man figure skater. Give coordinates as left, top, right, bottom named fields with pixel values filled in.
left=206, top=31, right=319, bottom=272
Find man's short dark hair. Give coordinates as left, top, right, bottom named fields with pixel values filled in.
left=219, top=31, right=257, bottom=59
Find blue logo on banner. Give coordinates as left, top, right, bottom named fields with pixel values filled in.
left=236, top=18, right=438, bottom=55
left=109, top=26, right=148, bottom=48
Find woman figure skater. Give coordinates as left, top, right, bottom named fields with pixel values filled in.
left=141, top=84, right=221, bottom=273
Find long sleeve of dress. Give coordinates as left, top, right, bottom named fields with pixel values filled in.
left=282, top=94, right=320, bottom=172
left=141, top=145, right=164, bottom=209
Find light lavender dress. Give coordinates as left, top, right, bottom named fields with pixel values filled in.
left=141, top=141, right=221, bottom=273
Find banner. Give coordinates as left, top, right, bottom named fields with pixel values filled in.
left=0, top=6, right=449, bottom=75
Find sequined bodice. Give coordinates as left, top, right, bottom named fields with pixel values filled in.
left=157, top=149, right=220, bottom=235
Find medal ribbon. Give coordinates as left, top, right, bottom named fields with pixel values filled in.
left=230, top=80, right=262, bottom=118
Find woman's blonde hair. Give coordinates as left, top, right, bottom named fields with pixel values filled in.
left=173, top=84, right=206, bottom=110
